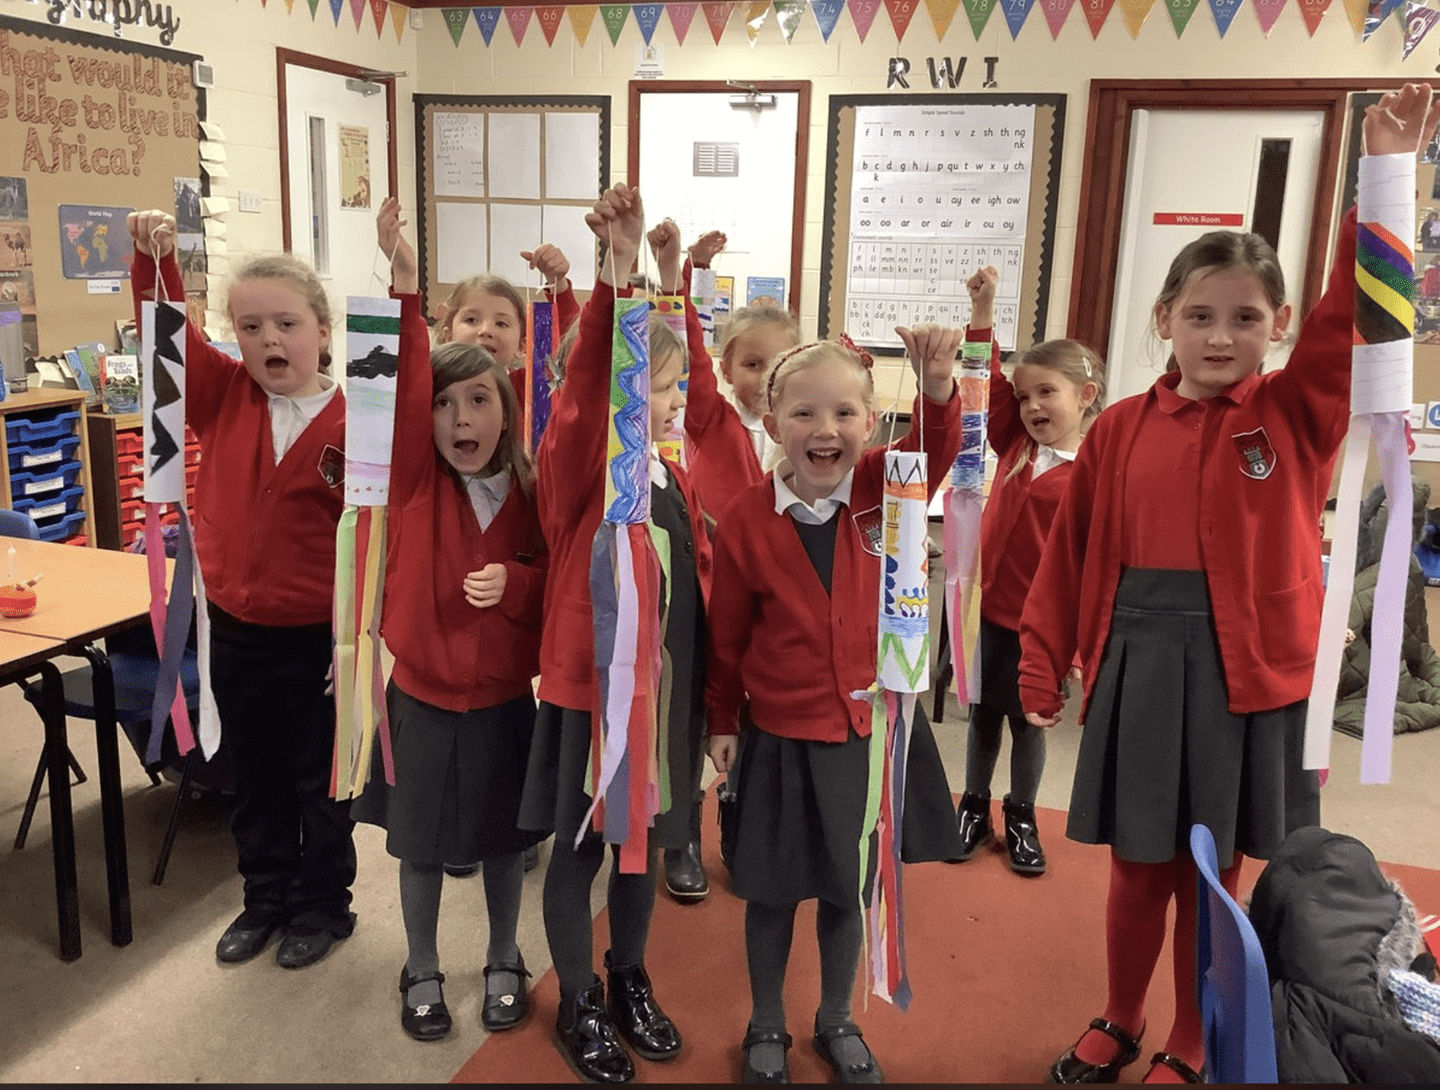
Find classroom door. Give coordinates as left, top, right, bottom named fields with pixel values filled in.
left=1106, top=109, right=1327, bottom=402
left=280, top=57, right=395, bottom=380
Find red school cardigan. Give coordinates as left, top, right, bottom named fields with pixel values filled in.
left=381, top=292, right=547, bottom=713
left=535, top=282, right=714, bottom=713
left=1018, top=209, right=1359, bottom=721
left=131, top=252, right=345, bottom=627
left=705, top=388, right=962, bottom=743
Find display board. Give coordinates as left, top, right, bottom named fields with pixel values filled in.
left=414, top=95, right=609, bottom=309
left=819, top=94, right=1065, bottom=356
left=0, top=15, right=205, bottom=359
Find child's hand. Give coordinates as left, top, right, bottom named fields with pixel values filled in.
left=1364, top=82, right=1440, bottom=158
left=463, top=562, right=508, bottom=609
left=520, top=243, right=571, bottom=291
left=688, top=229, right=727, bottom=269
left=647, top=218, right=684, bottom=293
left=896, top=323, right=963, bottom=403
left=587, top=184, right=643, bottom=285
left=1026, top=711, right=1062, bottom=728
left=127, top=209, right=175, bottom=261
left=707, top=734, right=738, bottom=773
left=966, top=266, right=998, bottom=330
left=377, top=197, right=418, bottom=295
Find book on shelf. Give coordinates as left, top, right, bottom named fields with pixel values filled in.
left=73, top=342, right=106, bottom=404
left=64, top=347, right=100, bottom=405
left=102, top=353, right=140, bottom=414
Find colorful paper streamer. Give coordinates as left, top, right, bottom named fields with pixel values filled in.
left=943, top=339, right=989, bottom=707
left=526, top=299, right=556, bottom=455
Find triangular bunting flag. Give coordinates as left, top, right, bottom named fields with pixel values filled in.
left=283, top=0, right=296, bottom=11
left=775, top=0, right=807, bottom=38
left=307, top=0, right=321, bottom=17
left=537, top=4, right=565, bottom=42
left=1362, top=0, right=1404, bottom=38
left=1041, top=0, right=1076, bottom=35
left=925, top=0, right=964, bottom=37
left=475, top=6, right=504, bottom=43
left=1299, top=0, right=1334, bottom=32
left=369, top=0, right=388, bottom=37
left=702, top=1, right=733, bottom=41
left=744, top=0, right=770, bottom=40
left=1079, top=0, right=1115, bottom=35
left=962, top=0, right=998, bottom=35
left=1116, top=0, right=1155, bottom=32
left=1342, top=0, right=1369, bottom=33
left=633, top=2, right=666, bottom=40
left=506, top=5, right=534, bottom=43
left=1403, top=0, right=1440, bottom=55
left=885, top=0, right=921, bottom=38
left=349, top=0, right=366, bottom=29
left=667, top=1, right=699, bottom=41
left=601, top=2, right=631, bottom=41
left=570, top=4, right=600, bottom=44
left=1209, top=0, right=1242, bottom=33
left=849, top=0, right=884, bottom=40
left=1163, top=0, right=1201, bottom=34
left=1252, top=0, right=1286, bottom=33
left=390, top=0, right=407, bottom=38
left=812, top=0, right=846, bottom=37
left=1000, top=0, right=1036, bottom=36
left=444, top=5, right=470, bottom=42
left=329, top=0, right=345, bottom=27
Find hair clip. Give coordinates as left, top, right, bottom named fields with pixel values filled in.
left=766, top=335, right=877, bottom=405
left=835, top=332, right=875, bottom=371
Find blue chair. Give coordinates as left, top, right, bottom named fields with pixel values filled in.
left=1191, top=823, right=1279, bottom=1084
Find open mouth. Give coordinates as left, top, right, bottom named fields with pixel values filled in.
left=264, top=355, right=289, bottom=372
left=453, top=440, right=479, bottom=455
left=807, top=448, right=842, bottom=467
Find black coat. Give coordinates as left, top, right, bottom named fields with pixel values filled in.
left=1247, top=827, right=1440, bottom=1083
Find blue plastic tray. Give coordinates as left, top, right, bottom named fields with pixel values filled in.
left=7, top=434, right=81, bottom=472
left=13, top=484, right=84, bottom=523
left=36, top=510, right=86, bottom=542
left=10, top=461, right=83, bottom=500
left=5, top=408, right=81, bottom=444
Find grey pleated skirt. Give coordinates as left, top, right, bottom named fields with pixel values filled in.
left=1068, top=568, right=1320, bottom=864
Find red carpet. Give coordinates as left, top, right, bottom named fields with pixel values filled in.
left=452, top=801, right=1440, bottom=1084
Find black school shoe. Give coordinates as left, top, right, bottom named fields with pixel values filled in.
left=1049, top=1017, right=1143, bottom=1083
left=1002, top=795, right=1047, bottom=875
left=481, top=954, right=532, bottom=1031
left=215, top=908, right=285, bottom=964
left=605, top=951, right=682, bottom=1061
left=663, top=841, right=709, bottom=902
left=741, top=1025, right=793, bottom=1083
left=955, top=791, right=995, bottom=861
left=812, top=1019, right=884, bottom=1083
left=555, top=979, right=634, bottom=1083
left=398, top=967, right=451, bottom=1042
left=276, top=911, right=356, bottom=969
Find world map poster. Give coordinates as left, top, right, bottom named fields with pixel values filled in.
left=58, top=204, right=135, bottom=279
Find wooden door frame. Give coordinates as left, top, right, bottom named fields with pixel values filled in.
left=627, top=80, right=811, bottom=315
left=275, top=48, right=400, bottom=254
left=1068, top=80, right=1408, bottom=360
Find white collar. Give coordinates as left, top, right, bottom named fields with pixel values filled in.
left=735, top=399, right=765, bottom=431
left=465, top=467, right=511, bottom=500
left=1032, top=444, right=1077, bottom=479
left=649, top=446, right=668, bottom=488
left=268, top=372, right=336, bottom=411
left=772, top=461, right=853, bottom=525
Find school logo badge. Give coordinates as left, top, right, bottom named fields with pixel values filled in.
left=1232, top=427, right=1276, bottom=481
left=852, top=504, right=884, bottom=557
left=317, top=444, right=345, bottom=489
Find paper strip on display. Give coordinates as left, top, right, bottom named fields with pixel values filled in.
left=878, top=451, right=930, bottom=693
left=344, top=297, right=401, bottom=506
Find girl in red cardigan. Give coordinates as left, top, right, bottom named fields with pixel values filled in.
left=956, top=265, right=1103, bottom=877
left=1022, top=86, right=1439, bottom=1084
left=349, top=200, right=547, bottom=1042
left=127, top=210, right=355, bottom=971
left=520, top=184, right=711, bottom=1084
left=706, top=326, right=966, bottom=1083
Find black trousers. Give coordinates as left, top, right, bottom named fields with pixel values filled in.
left=209, top=604, right=356, bottom=933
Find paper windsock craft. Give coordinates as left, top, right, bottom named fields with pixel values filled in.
left=652, top=294, right=688, bottom=467
left=943, top=339, right=991, bottom=707
left=526, top=299, right=556, bottom=455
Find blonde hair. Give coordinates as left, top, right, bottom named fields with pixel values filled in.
left=227, top=254, right=333, bottom=370
left=719, top=306, right=801, bottom=365
left=429, top=341, right=535, bottom=499
left=436, top=275, right=527, bottom=349
left=544, top=306, right=686, bottom=389
left=765, top=341, right=874, bottom=412
left=1004, top=339, right=1106, bottom=482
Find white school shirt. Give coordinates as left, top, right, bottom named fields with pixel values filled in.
left=269, top=375, right=338, bottom=464
left=1031, top=444, right=1076, bottom=480
left=734, top=399, right=781, bottom=472
left=771, top=462, right=854, bottom=526
left=464, top=468, right=512, bottom=531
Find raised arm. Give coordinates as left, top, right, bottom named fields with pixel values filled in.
left=966, top=265, right=1024, bottom=455
left=523, top=243, right=580, bottom=333
left=893, top=322, right=964, bottom=496
left=678, top=229, right=727, bottom=437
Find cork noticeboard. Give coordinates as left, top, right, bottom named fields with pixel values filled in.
left=819, top=94, right=1066, bottom=360
left=414, top=95, right=609, bottom=314
left=0, top=15, right=205, bottom=359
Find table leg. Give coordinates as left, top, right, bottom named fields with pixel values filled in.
left=38, top=659, right=82, bottom=961
left=82, top=643, right=132, bottom=948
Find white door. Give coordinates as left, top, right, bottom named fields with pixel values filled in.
left=1107, top=109, right=1327, bottom=402
left=282, top=62, right=392, bottom=382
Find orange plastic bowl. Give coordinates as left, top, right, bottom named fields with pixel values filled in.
left=0, top=585, right=37, bottom=618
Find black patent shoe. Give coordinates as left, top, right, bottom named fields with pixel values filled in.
left=813, top=1019, right=884, bottom=1083
left=1002, top=794, right=1048, bottom=875
left=398, top=967, right=451, bottom=1042
left=215, top=909, right=283, bottom=964
left=555, top=979, right=634, bottom=1083
left=481, top=955, right=531, bottom=1032
left=741, top=1024, right=793, bottom=1083
left=1049, top=1017, right=1143, bottom=1083
left=605, top=951, right=682, bottom=1061
left=1145, top=1052, right=1203, bottom=1083
left=955, top=791, right=994, bottom=861
left=663, top=841, right=709, bottom=902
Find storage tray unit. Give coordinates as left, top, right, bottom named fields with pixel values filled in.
left=1, top=396, right=93, bottom=546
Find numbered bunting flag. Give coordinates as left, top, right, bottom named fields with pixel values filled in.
left=812, top=0, right=847, bottom=37
left=332, top=297, right=401, bottom=801
left=1000, top=0, right=1036, bottom=36
left=745, top=0, right=771, bottom=40
left=1299, top=0, right=1336, bottom=34
left=1208, top=0, right=1243, bottom=33
left=307, top=0, right=321, bottom=16
left=570, top=3, right=601, bottom=43
left=653, top=296, right=689, bottom=465
left=1251, top=0, right=1287, bottom=32
left=963, top=0, right=999, bottom=35
left=885, top=0, right=921, bottom=38
left=329, top=0, right=344, bottom=25
left=536, top=5, right=566, bottom=43
left=1080, top=0, right=1116, bottom=35
left=348, top=0, right=365, bottom=29
left=506, top=5, right=534, bottom=44
left=702, top=0, right=734, bottom=40
left=1117, top=0, right=1157, bottom=34
left=924, top=0, right=964, bottom=37
left=526, top=300, right=557, bottom=454
left=1163, top=0, right=1203, bottom=33
left=1041, top=0, right=1077, bottom=36
left=634, top=1, right=666, bottom=40
left=1402, top=0, right=1440, bottom=55
left=602, top=2, right=632, bottom=41
left=475, top=6, right=504, bottom=43
left=667, top=2, right=699, bottom=42
left=368, top=0, right=387, bottom=36
left=580, top=297, right=670, bottom=875
left=1342, top=0, right=1369, bottom=33
left=140, top=300, right=219, bottom=764
left=849, top=0, right=884, bottom=38
left=1306, top=152, right=1414, bottom=787
left=390, top=1, right=407, bottom=40
left=775, top=0, right=808, bottom=39
left=443, top=5, right=470, bottom=42
left=944, top=339, right=989, bottom=707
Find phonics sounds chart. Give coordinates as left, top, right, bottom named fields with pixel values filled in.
left=846, top=103, right=1034, bottom=351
